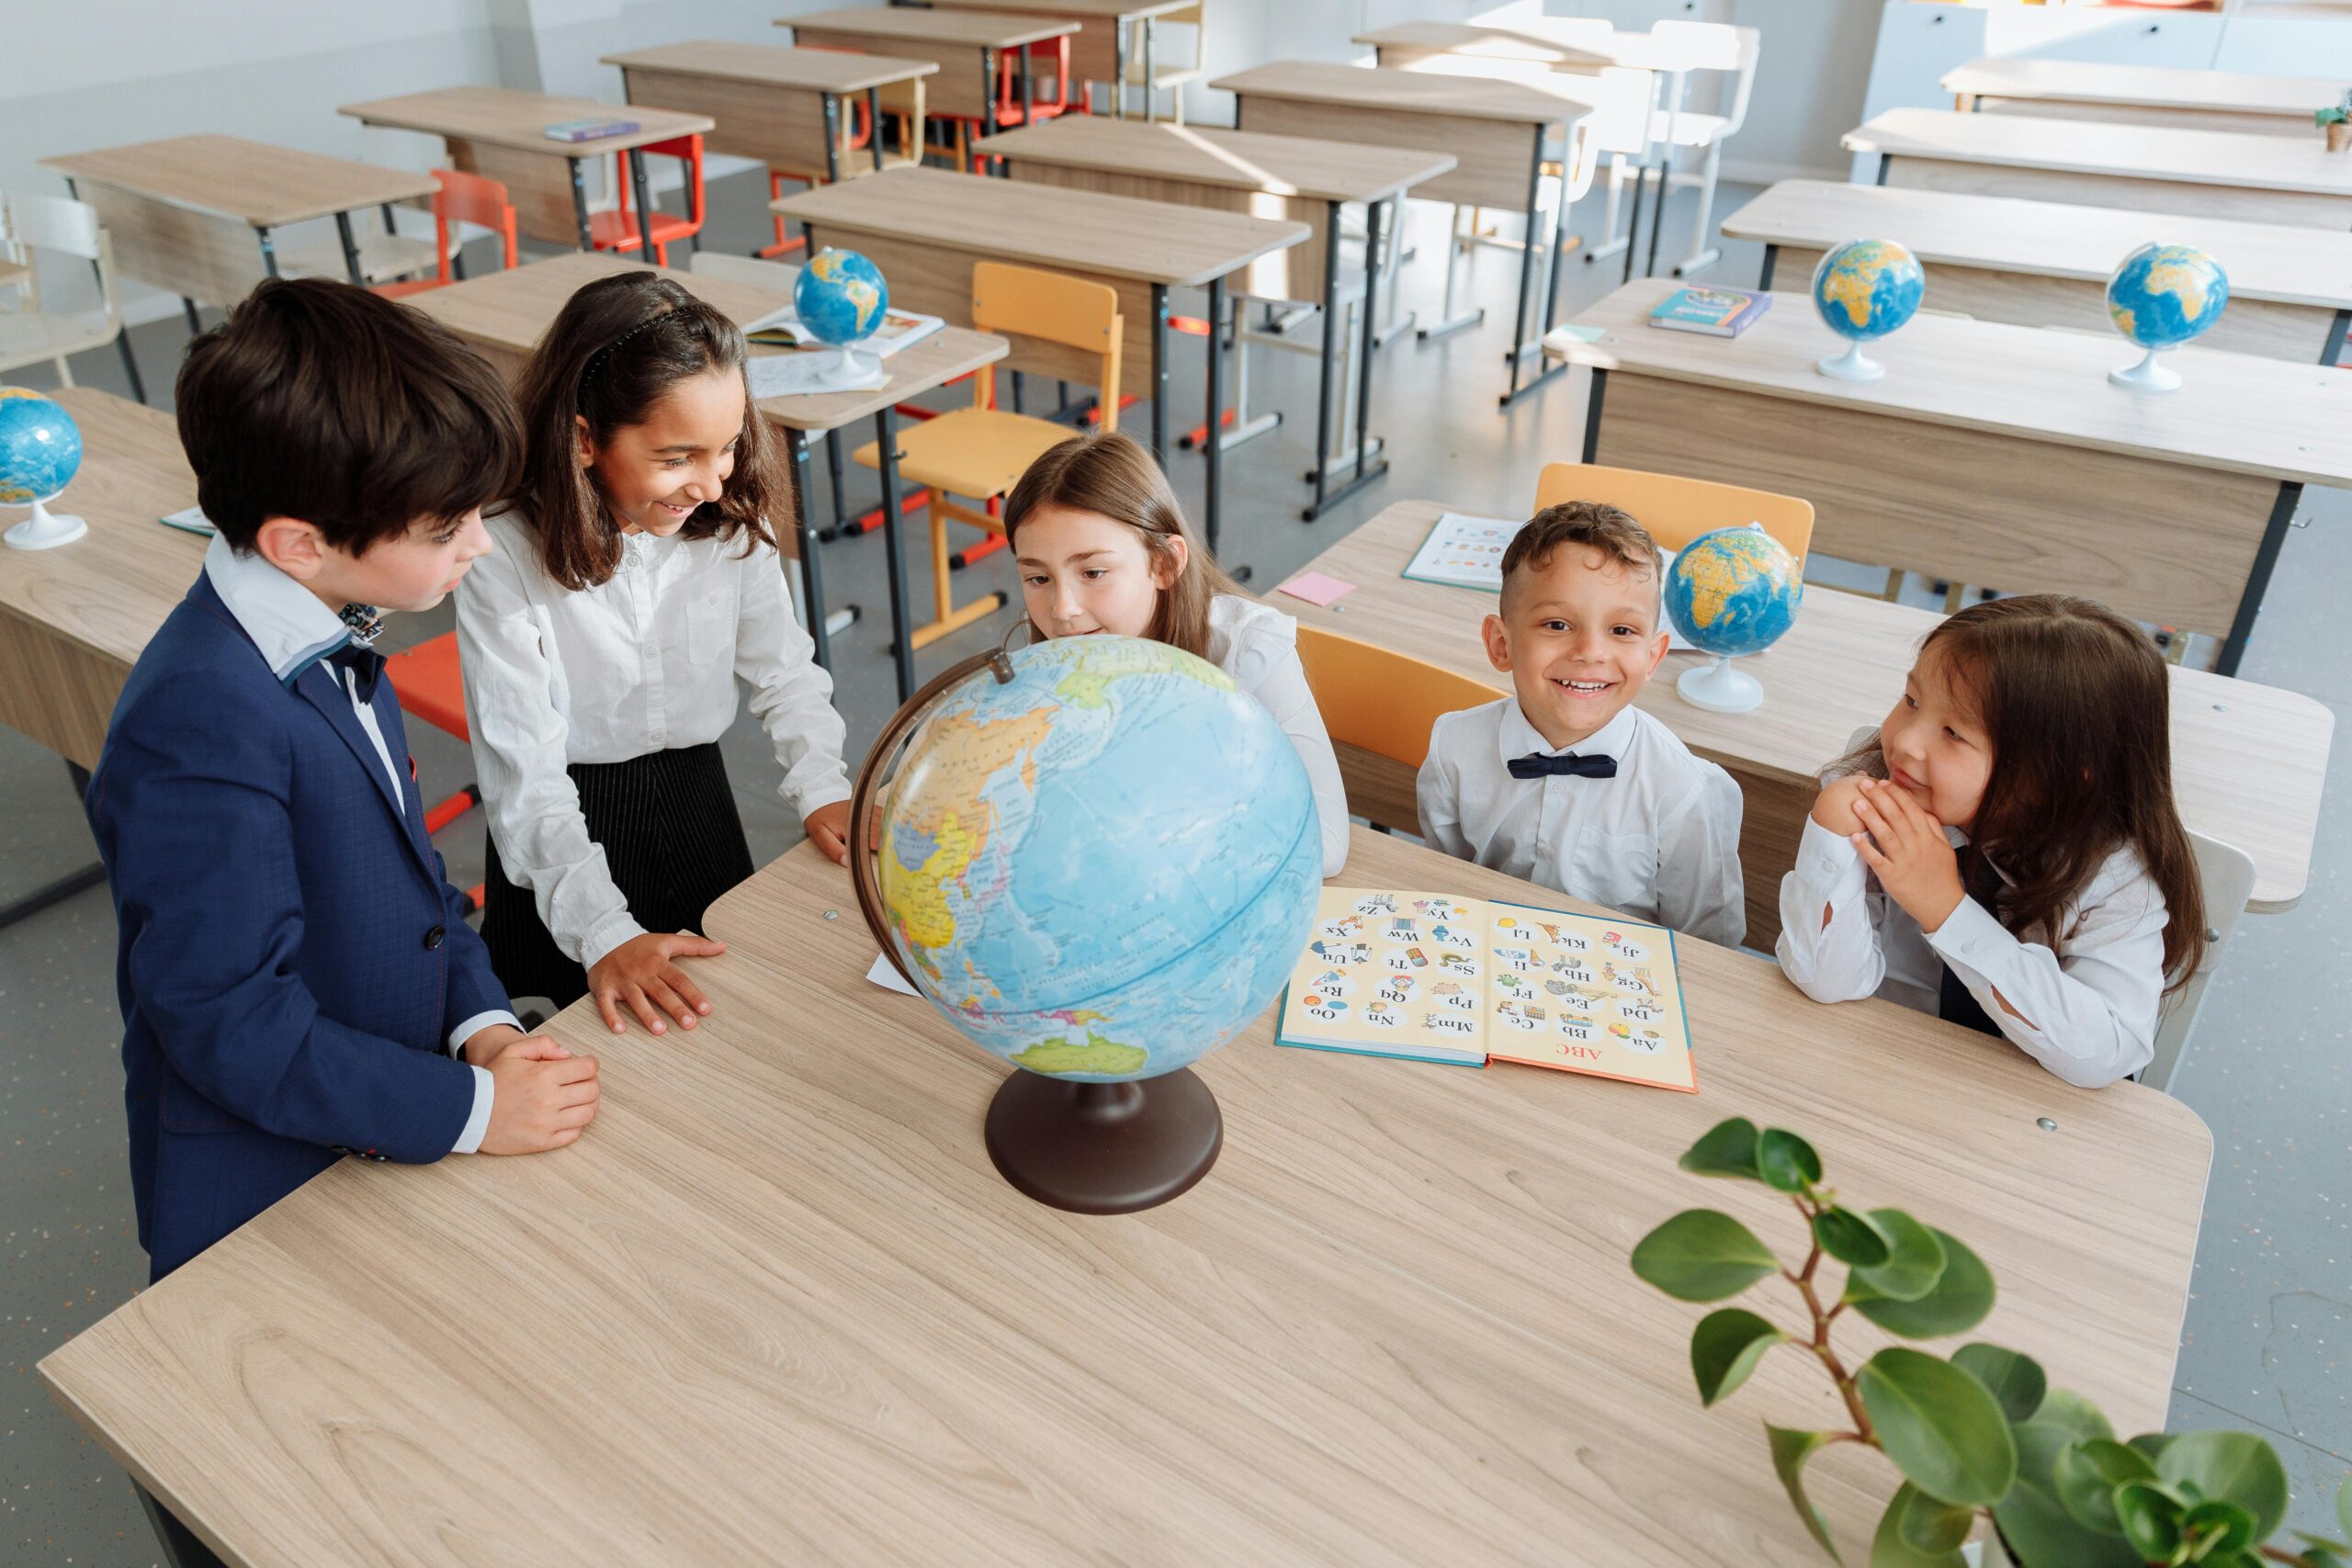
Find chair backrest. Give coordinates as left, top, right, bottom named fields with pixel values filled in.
left=1654, top=20, right=1760, bottom=135
left=1296, top=623, right=1498, bottom=832
left=2, top=191, right=103, bottom=263
left=970, top=261, right=1123, bottom=426
left=434, top=167, right=518, bottom=269
left=1532, top=462, right=1815, bottom=573
left=2141, top=829, right=2256, bottom=1094
left=691, top=251, right=802, bottom=292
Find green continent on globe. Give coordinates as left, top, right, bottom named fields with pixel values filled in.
left=1054, top=638, right=1235, bottom=709
left=881, top=704, right=1058, bottom=974
left=1013, top=1032, right=1148, bottom=1076
left=1684, top=541, right=1758, bottom=629
left=1820, top=248, right=1888, bottom=331
left=844, top=278, right=880, bottom=333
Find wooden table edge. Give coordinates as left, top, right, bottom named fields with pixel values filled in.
left=971, top=129, right=1459, bottom=205
left=599, top=45, right=944, bottom=91
left=1210, top=71, right=1593, bottom=130
left=35, top=152, right=439, bottom=230
left=1840, top=123, right=2352, bottom=199
left=753, top=330, right=1010, bottom=431
left=336, top=100, right=717, bottom=156
left=776, top=12, right=1084, bottom=47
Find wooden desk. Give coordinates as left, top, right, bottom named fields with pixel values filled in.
left=1843, top=107, right=2352, bottom=230
left=39, top=827, right=2213, bottom=1566
left=1214, top=61, right=1594, bottom=408
left=1283, top=500, right=2330, bottom=945
left=1352, top=17, right=1690, bottom=73
left=601, top=42, right=937, bottom=187
left=38, top=134, right=436, bottom=304
left=1545, top=281, right=2352, bottom=677
left=1942, top=57, right=2345, bottom=139
left=405, top=250, right=1008, bottom=700
left=778, top=6, right=1080, bottom=125
left=771, top=164, right=1306, bottom=560
left=972, top=117, right=1453, bottom=518
left=918, top=0, right=1195, bottom=118
left=1724, top=179, right=2352, bottom=366
left=339, top=86, right=715, bottom=255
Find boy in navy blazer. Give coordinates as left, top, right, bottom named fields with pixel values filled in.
left=87, top=278, right=600, bottom=1282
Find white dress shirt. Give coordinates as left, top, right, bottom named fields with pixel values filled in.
left=203, top=535, right=506, bottom=1153
left=456, top=513, right=853, bottom=970
left=1207, top=595, right=1349, bottom=877
left=1416, top=697, right=1746, bottom=947
left=1775, top=814, right=2168, bottom=1089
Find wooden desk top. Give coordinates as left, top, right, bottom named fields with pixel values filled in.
left=973, top=117, right=1457, bottom=203
left=1286, top=501, right=2328, bottom=911
left=772, top=164, right=1309, bottom=287
left=37, top=135, right=436, bottom=229
left=40, top=827, right=2211, bottom=1566
left=339, top=85, right=713, bottom=157
left=1549, top=280, right=2352, bottom=490
left=921, top=0, right=1194, bottom=19
left=780, top=6, right=1081, bottom=50
left=759, top=326, right=1009, bottom=432
left=1720, top=179, right=2352, bottom=311
left=1941, top=56, right=2344, bottom=118
left=0, top=389, right=201, bottom=680
left=1351, top=18, right=1702, bottom=73
left=1211, top=59, right=1597, bottom=127
left=600, top=39, right=940, bottom=93
left=1845, top=107, right=2352, bottom=199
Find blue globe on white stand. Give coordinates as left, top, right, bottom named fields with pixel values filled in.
left=2105, top=243, right=2229, bottom=394
left=0, top=389, right=88, bottom=551
left=1665, top=525, right=1804, bottom=715
left=793, top=247, right=890, bottom=390
left=1809, top=238, right=1925, bottom=384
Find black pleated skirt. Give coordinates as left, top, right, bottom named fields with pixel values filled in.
left=481, top=741, right=756, bottom=1008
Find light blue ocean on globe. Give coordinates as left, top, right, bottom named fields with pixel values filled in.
left=1810, top=238, right=1925, bottom=343
left=2106, top=243, right=2229, bottom=350
left=1667, top=525, right=1804, bottom=660
left=793, top=247, right=888, bottom=347
left=0, top=389, right=84, bottom=505
left=877, top=636, right=1321, bottom=1085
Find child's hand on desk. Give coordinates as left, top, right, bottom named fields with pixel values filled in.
left=588, top=931, right=727, bottom=1036
left=1810, top=774, right=1871, bottom=837
left=1849, top=778, right=1966, bottom=934
left=481, top=1036, right=600, bottom=1156
left=460, top=1021, right=543, bottom=1066
left=803, top=800, right=853, bottom=867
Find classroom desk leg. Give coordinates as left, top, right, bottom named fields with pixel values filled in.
left=1758, top=243, right=1779, bottom=292
left=1874, top=154, right=1891, bottom=187
left=876, top=408, right=918, bottom=704
left=334, top=211, right=366, bottom=286
left=1643, top=151, right=1673, bottom=280
left=1020, top=43, right=1035, bottom=127
left=1303, top=198, right=1391, bottom=522
left=1619, top=165, right=1647, bottom=286
left=1580, top=369, right=1608, bottom=467
left=2322, top=307, right=2349, bottom=367
left=1353, top=198, right=1385, bottom=490
left=181, top=299, right=202, bottom=336
left=785, top=432, right=833, bottom=672
left=569, top=158, right=594, bottom=251
left=627, top=150, right=659, bottom=262
left=1204, top=274, right=1231, bottom=570
left=1142, top=19, right=1158, bottom=123
left=1499, top=126, right=1566, bottom=411
left=2217, top=481, right=2302, bottom=677
left=979, top=50, right=998, bottom=173
left=1306, top=198, right=1342, bottom=522
left=1419, top=204, right=1484, bottom=341
left=1149, top=283, right=1170, bottom=467
left=256, top=228, right=280, bottom=279
left=61, top=177, right=144, bottom=402
left=822, top=97, right=842, bottom=186
left=823, top=430, right=850, bottom=540
left=1113, top=22, right=1128, bottom=118
left=867, top=89, right=886, bottom=171
left=0, top=763, right=103, bottom=934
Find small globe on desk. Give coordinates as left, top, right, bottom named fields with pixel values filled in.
left=0, top=389, right=87, bottom=552
left=2105, top=243, right=2228, bottom=394
left=1665, top=525, right=1804, bottom=715
left=793, top=247, right=889, bottom=391
left=1808, top=237, right=1924, bottom=384
left=850, top=636, right=1323, bottom=1214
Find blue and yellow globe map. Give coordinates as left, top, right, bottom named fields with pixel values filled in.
left=2106, top=243, right=2229, bottom=351
left=878, top=637, right=1322, bottom=1084
left=1810, top=238, right=1925, bottom=343
left=0, top=389, right=82, bottom=505
left=1667, top=525, right=1804, bottom=660
left=794, top=247, right=888, bottom=347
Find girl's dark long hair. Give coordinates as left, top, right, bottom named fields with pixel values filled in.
left=506, top=271, right=784, bottom=591
left=1844, top=595, right=2207, bottom=995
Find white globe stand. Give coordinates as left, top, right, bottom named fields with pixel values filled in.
left=805, top=341, right=882, bottom=390
left=1815, top=339, right=1885, bottom=382
left=1678, top=654, right=1763, bottom=714
left=4, top=491, right=87, bottom=551
left=2108, top=345, right=2182, bottom=393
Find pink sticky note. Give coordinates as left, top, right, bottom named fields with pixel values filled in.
left=1277, top=571, right=1356, bottom=608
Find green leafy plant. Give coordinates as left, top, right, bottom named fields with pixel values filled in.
left=1631, top=1118, right=2352, bottom=1567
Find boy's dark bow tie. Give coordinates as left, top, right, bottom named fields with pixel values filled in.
left=1508, top=751, right=1618, bottom=780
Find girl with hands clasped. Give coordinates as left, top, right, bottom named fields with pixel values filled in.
left=1775, top=595, right=2207, bottom=1089
left=457, top=273, right=854, bottom=1038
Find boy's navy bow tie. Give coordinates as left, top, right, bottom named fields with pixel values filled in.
left=1507, top=751, right=1618, bottom=780
left=326, top=641, right=385, bottom=702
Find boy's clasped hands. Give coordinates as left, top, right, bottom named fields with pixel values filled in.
left=1812, top=774, right=1967, bottom=935
left=459, top=1023, right=602, bottom=1154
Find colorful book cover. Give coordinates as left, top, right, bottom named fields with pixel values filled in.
left=544, top=118, right=639, bottom=143
left=1647, top=286, right=1771, bottom=338
left=1400, top=512, right=1519, bottom=592
left=1275, top=886, right=1698, bottom=1093
left=746, top=307, right=945, bottom=359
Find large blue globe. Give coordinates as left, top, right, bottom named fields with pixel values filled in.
left=0, top=389, right=83, bottom=505
left=1666, top=525, right=1804, bottom=659
left=794, top=247, right=888, bottom=348
left=877, top=636, right=1321, bottom=1084
left=2107, top=243, right=2228, bottom=350
left=1810, top=238, right=1924, bottom=343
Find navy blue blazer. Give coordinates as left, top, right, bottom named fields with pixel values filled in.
left=87, top=569, right=511, bottom=1280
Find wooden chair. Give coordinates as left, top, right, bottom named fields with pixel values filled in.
left=2142, top=829, right=2257, bottom=1094
left=283, top=169, right=517, bottom=294
left=1295, top=624, right=1498, bottom=834
left=1112, top=2, right=1208, bottom=123
left=1530, top=462, right=1814, bottom=570
left=591, top=134, right=707, bottom=266
left=852, top=261, right=1120, bottom=651
left=0, top=193, right=125, bottom=390
left=1645, top=22, right=1761, bottom=279
left=931, top=38, right=1071, bottom=173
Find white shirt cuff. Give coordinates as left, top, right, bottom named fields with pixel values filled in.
left=1794, top=817, right=1869, bottom=904
left=1923, top=892, right=2011, bottom=977
left=786, top=777, right=855, bottom=822
left=451, top=1066, right=495, bottom=1155
left=447, top=1009, right=523, bottom=1058
left=579, top=911, right=650, bottom=973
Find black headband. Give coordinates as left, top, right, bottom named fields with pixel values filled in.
left=580, top=310, right=676, bottom=390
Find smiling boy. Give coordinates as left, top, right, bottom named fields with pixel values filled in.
left=1415, top=502, right=1746, bottom=947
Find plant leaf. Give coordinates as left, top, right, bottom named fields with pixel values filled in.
left=2130, top=1432, right=2176, bottom=1465
left=1996, top=1410, right=2142, bottom=1568
left=1851, top=1229, right=1996, bottom=1339
left=2113, top=1480, right=2184, bottom=1561
left=1951, top=1344, right=2047, bottom=1425
left=1632, top=1210, right=1781, bottom=1303
left=2030, top=1389, right=2116, bottom=1446
left=1759, top=1128, right=1823, bottom=1193
left=2052, top=1438, right=2156, bottom=1533
left=1857, top=1348, right=2019, bottom=1507
left=1768, top=1426, right=1844, bottom=1565
left=2340, top=1472, right=2352, bottom=1542
left=2155, top=1430, right=2290, bottom=1542
left=1895, top=1483, right=1977, bottom=1553
left=1679, top=1117, right=1764, bottom=1179
left=1815, top=1207, right=1894, bottom=1268
left=1691, top=1308, right=1786, bottom=1407
left=2179, top=1498, right=2257, bottom=1556
left=1845, top=1209, right=1947, bottom=1304
left=1871, top=1484, right=1969, bottom=1568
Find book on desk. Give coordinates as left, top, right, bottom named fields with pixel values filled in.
left=1648, top=286, right=1770, bottom=338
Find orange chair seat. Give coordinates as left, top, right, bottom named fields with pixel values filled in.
left=852, top=407, right=1074, bottom=500
left=588, top=209, right=698, bottom=254
left=386, top=632, right=470, bottom=742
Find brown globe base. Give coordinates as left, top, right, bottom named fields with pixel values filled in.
left=984, top=1068, right=1223, bottom=1215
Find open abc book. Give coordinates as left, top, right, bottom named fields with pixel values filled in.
left=1275, top=886, right=1698, bottom=1092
